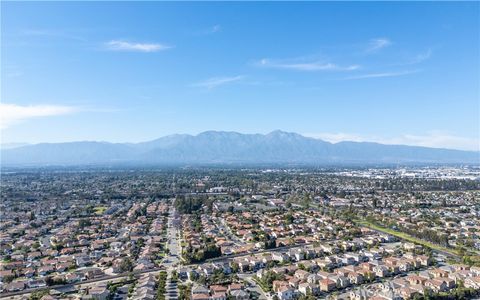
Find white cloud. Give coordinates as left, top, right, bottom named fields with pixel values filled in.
left=342, top=70, right=419, bottom=80
left=385, top=132, right=479, bottom=152
left=195, top=25, right=222, bottom=36
left=409, top=49, right=432, bottom=64
left=257, top=58, right=360, bottom=71
left=0, top=103, right=79, bottom=129
left=22, top=29, right=87, bottom=41
left=192, top=75, right=245, bottom=89
left=105, top=40, right=172, bottom=52
left=305, top=132, right=366, bottom=143
left=366, top=38, right=392, bottom=53
left=304, top=131, right=479, bottom=151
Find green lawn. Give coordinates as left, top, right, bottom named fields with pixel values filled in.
left=355, top=219, right=460, bottom=257
left=93, top=206, right=107, bottom=215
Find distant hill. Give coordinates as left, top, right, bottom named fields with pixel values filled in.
left=0, top=143, right=30, bottom=150
left=1, top=130, right=478, bottom=166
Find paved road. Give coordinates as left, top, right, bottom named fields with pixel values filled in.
left=0, top=267, right=165, bottom=299
left=164, top=204, right=181, bottom=300
left=3, top=202, right=306, bottom=300
left=188, top=241, right=317, bottom=266
left=213, top=216, right=245, bottom=246
left=238, top=273, right=268, bottom=300
left=0, top=202, right=185, bottom=300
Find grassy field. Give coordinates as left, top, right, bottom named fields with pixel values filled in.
left=93, top=206, right=107, bottom=215
left=355, top=219, right=461, bottom=257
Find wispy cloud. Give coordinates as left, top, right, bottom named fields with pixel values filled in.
left=0, top=103, right=80, bottom=130
left=387, top=49, right=433, bottom=67
left=342, top=70, right=419, bottom=80
left=306, top=132, right=366, bottom=143
left=392, top=132, right=479, bottom=151
left=409, top=49, right=432, bottom=64
left=192, top=76, right=245, bottom=89
left=195, top=25, right=222, bottom=36
left=105, top=40, right=172, bottom=52
left=257, top=58, right=360, bottom=72
left=366, top=38, right=392, bottom=53
left=305, top=131, right=479, bottom=151
left=21, top=29, right=87, bottom=41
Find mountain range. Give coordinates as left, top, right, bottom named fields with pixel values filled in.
left=1, top=130, right=478, bottom=166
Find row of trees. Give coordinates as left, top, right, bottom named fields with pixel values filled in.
left=254, top=270, right=285, bottom=292
left=413, top=285, right=480, bottom=300
left=178, top=283, right=191, bottom=300
left=364, top=215, right=450, bottom=247
left=183, top=239, right=222, bottom=263
left=156, top=271, right=168, bottom=300
left=175, top=195, right=214, bottom=214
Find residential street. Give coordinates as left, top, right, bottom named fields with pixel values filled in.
left=238, top=273, right=268, bottom=300
left=164, top=203, right=181, bottom=300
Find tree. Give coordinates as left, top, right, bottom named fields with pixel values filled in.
left=264, top=237, right=277, bottom=249
left=284, top=213, right=294, bottom=224
left=119, top=258, right=133, bottom=273
left=189, top=271, right=199, bottom=281
left=231, top=262, right=239, bottom=273
left=78, top=219, right=91, bottom=228
left=29, top=289, right=49, bottom=300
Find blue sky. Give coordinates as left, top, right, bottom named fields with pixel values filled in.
left=1, top=1, right=479, bottom=150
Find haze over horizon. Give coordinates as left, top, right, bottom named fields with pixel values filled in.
left=1, top=130, right=479, bottom=153
left=1, top=2, right=479, bottom=151
left=1, top=130, right=478, bottom=167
